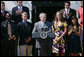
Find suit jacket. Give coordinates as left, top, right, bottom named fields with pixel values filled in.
left=1, top=11, right=8, bottom=23
left=32, top=21, right=52, bottom=48
left=17, top=21, right=33, bottom=45
left=12, top=6, right=30, bottom=24
left=1, top=20, right=17, bottom=44
left=60, top=8, right=76, bottom=25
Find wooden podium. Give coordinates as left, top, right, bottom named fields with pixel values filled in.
left=32, top=32, right=55, bottom=56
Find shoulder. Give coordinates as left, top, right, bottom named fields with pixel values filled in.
left=23, top=6, right=29, bottom=9
left=60, top=9, right=64, bottom=11
left=1, top=21, right=7, bottom=27
left=5, top=11, right=9, bottom=13
left=70, top=8, right=76, bottom=12
left=46, top=21, right=51, bottom=24
left=12, top=6, right=17, bottom=10
left=1, top=21, right=6, bottom=25
left=63, top=21, right=67, bottom=27
left=27, top=21, right=32, bottom=25
left=17, top=21, right=22, bottom=26
left=34, top=21, right=41, bottom=25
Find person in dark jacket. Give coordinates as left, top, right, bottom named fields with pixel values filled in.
left=1, top=1, right=8, bottom=23
left=1, top=13, right=17, bottom=56
left=17, top=12, right=33, bottom=56
left=12, top=1, right=30, bottom=24
left=60, top=1, right=76, bottom=26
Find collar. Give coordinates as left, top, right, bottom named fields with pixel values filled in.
left=40, top=21, right=46, bottom=24
left=65, top=8, right=70, bottom=13
left=22, top=20, right=27, bottom=23
left=18, top=5, right=23, bottom=11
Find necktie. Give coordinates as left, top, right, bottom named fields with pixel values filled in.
left=66, top=9, right=69, bottom=18
left=42, top=22, right=46, bottom=28
left=24, top=21, right=27, bottom=28
left=18, top=6, right=22, bottom=12
left=8, top=22, right=12, bottom=40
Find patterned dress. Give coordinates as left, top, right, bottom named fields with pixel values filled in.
left=52, top=21, right=67, bottom=53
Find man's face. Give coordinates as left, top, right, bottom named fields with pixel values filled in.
left=1, top=3, right=5, bottom=10
left=40, top=14, right=46, bottom=22
left=22, top=14, right=28, bottom=21
left=6, top=13, right=11, bottom=20
left=17, top=1, right=22, bottom=6
left=65, top=3, right=70, bottom=9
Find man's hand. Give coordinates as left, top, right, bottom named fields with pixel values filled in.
left=16, top=10, right=22, bottom=15
left=12, top=35, right=16, bottom=40
left=25, top=37, right=31, bottom=43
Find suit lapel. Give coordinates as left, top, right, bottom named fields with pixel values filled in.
left=16, top=6, right=18, bottom=11
left=68, top=8, right=72, bottom=17
left=39, top=21, right=42, bottom=29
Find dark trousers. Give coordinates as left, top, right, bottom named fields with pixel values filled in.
left=1, top=40, right=16, bottom=56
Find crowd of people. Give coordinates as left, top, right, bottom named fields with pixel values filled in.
left=1, top=1, right=83, bottom=56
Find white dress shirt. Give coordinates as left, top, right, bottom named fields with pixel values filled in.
left=65, top=8, right=70, bottom=19
left=18, top=6, right=23, bottom=12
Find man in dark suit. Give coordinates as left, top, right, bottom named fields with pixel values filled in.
left=60, top=1, right=76, bottom=25
left=1, top=1, right=8, bottom=23
left=12, top=1, right=30, bottom=24
left=1, top=13, right=17, bottom=56
left=32, top=13, right=52, bottom=56
left=17, top=12, right=33, bottom=56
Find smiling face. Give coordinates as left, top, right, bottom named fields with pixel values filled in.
left=56, top=12, right=61, bottom=20
left=56, top=12, right=62, bottom=21
left=6, top=13, right=11, bottom=21
left=65, top=3, right=70, bottom=9
left=17, top=1, right=22, bottom=6
left=39, top=13, right=46, bottom=22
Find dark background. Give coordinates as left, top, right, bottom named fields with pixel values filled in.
left=32, top=1, right=65, bottom=24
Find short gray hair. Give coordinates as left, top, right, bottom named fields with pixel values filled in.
left=39, top=12, right=47, bottom=18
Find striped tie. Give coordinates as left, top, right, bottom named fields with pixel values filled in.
left=8, top=22, right=12, bottom=40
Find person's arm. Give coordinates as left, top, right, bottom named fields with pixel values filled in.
left=12, top=23, right=17, bottom=40
left=78, top=9, right=81, bottom=25
left=59, top=26, right=67, bottom=39
left=74, top=26, right=81, bottom=36
left=68, top=27, right=74, bottom=36
left=16, top=23, right=21, bottom=38
left=32, top=23, right=37, bottom=34
left=25, top=36, right=32, bottom=43
left=52, top=26, right=55, bottom=33
left=26, top=23, right=33, bottom=43
left=55, top=26, right=67, bottom=41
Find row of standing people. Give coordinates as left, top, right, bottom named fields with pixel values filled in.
left=1, top=1, right=83, bottom=56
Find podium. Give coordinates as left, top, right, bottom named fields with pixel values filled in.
left=32, top=32, right=55, bottom=56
